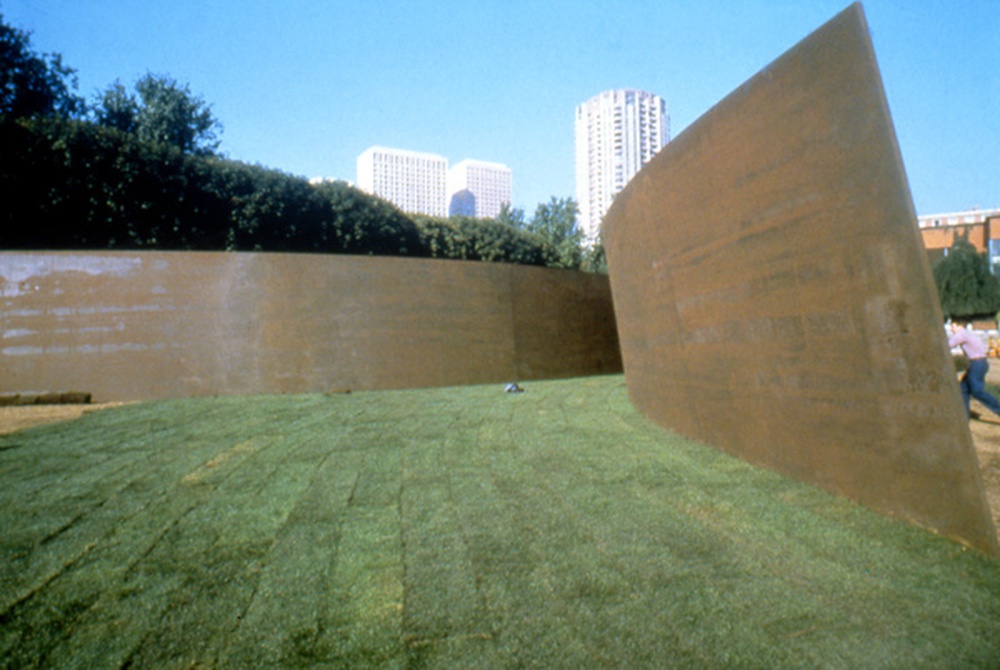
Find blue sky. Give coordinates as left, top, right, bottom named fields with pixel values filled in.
left=3, top=0, right=997, bottom=216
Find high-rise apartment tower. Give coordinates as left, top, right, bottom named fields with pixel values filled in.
left=447, top=159, right=512, bottom=218
left=357, top=146, right=448, bottom=217
left=574, top=89, right=669, bottom=242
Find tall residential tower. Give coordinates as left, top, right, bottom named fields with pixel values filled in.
left=574, top=89, right=669, bottom=242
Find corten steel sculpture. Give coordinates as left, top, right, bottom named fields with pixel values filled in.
left=603, top=4, right=998, bottom=554
left=0, top=251, right=621, bottom=401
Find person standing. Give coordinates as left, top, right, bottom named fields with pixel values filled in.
left=948, top=320, right=1000, bottom=419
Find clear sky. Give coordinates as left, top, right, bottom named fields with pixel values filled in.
left=3, top=0, right=997, bottom=217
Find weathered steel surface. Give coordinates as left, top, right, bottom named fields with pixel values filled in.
left=603, top=4, right=998, bottom=553
left=0, top=251, right=621, bottom=400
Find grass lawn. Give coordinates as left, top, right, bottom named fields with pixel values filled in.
left=1, top=375, right=998, bottom=668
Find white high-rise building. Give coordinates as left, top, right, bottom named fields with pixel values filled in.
left=447, top=159, right=512, bottom=218
left=357, top=146, right=448, bottom=217
left=574, top=89, right=669, bottom=242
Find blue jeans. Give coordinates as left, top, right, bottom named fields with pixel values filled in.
left=961, top=358, right=1000, bottom=417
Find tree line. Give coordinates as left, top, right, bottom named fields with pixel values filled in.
left=0, top=14, right=604, bottom=271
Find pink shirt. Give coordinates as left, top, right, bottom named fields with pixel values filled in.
left=949, top=327, right=989, bottom=360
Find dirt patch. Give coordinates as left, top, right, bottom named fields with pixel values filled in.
left=0, top=402, right=129, bottom=436
left=968, top=413, right=1000, bottom=530
left=968, top=366, right=1000, bottom=531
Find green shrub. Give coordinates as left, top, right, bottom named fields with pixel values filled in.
left=0, top=116, right=426, bottom=257
left=412, top=214, right=551, bottom=266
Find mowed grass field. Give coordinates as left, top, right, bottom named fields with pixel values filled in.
left=1, top=375, right=999, bottom=668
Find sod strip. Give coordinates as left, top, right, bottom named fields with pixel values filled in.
left=0, top=402, right=269, bottom=618
left=461, top=381, right=708, bottom=667
left=3, top=436, right=288, bottom=666
left=1, top=378, right=999, bottom=667
left=535, top=382, right=760, bottom=663
left=524, top=384, right=994, bottom=667
left=400, top=439, right=488, bottom=644
left=111, top=414, right=352, bottom=667
left=317, top=502, right=405, bottom=665
left=519, top=382, right=970, bottom=666
left=1, top=397, right=349, bottom=667
left=221, top=426, right=409, bottom=666
left=217, top=447, right=364, bottom=666
left=0, top=402, right=271, bottom=665
left=469, top=407, right=616, bottom=666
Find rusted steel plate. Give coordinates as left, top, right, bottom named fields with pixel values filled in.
left=603, top=4, right=997, bottom=554
left=0, top=252, right=621, bottom=401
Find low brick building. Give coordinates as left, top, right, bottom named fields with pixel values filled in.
left=919, top=207, right=1000, bottom=270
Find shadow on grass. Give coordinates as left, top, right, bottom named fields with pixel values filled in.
left=1, top=376, right=998, bottom=667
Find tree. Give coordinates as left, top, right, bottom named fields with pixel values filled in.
left=582, top=233, right=608, bottom=274
left=1, top=115, right=431, bottom=255
left=93, top=81, right=139, bottom=133
left=495, top=201, right=527, bottom=229
left=0, top=14, right=84, bottom=118
left=92, top=73, right=222, bottom=155
left=932, top=235, right=1000, bottom=320
left=528, top=196, right=583, bottom=269
left=411, top=214, right=550, bottom=266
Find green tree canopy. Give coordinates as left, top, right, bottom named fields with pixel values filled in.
left=495, top=202, right=527, bottom=229
left=932, top=236, right=1000, bottom=320
left=0, top=115, right=422, bottom=255
left=92, top=73, right=221, bottom=155
left=93, top=81, right=139, bottom=133
left=0, top=14, right=84, bottom=118
left=581, top=233, right=608, bottom=274
left=411, top=214, right=550, bottom=266
left=527, top=196, right=583, bottom=269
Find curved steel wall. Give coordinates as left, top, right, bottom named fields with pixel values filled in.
left=0, top=252, right=621, bottom=400
left=603, top=5, right=997, bottom=554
